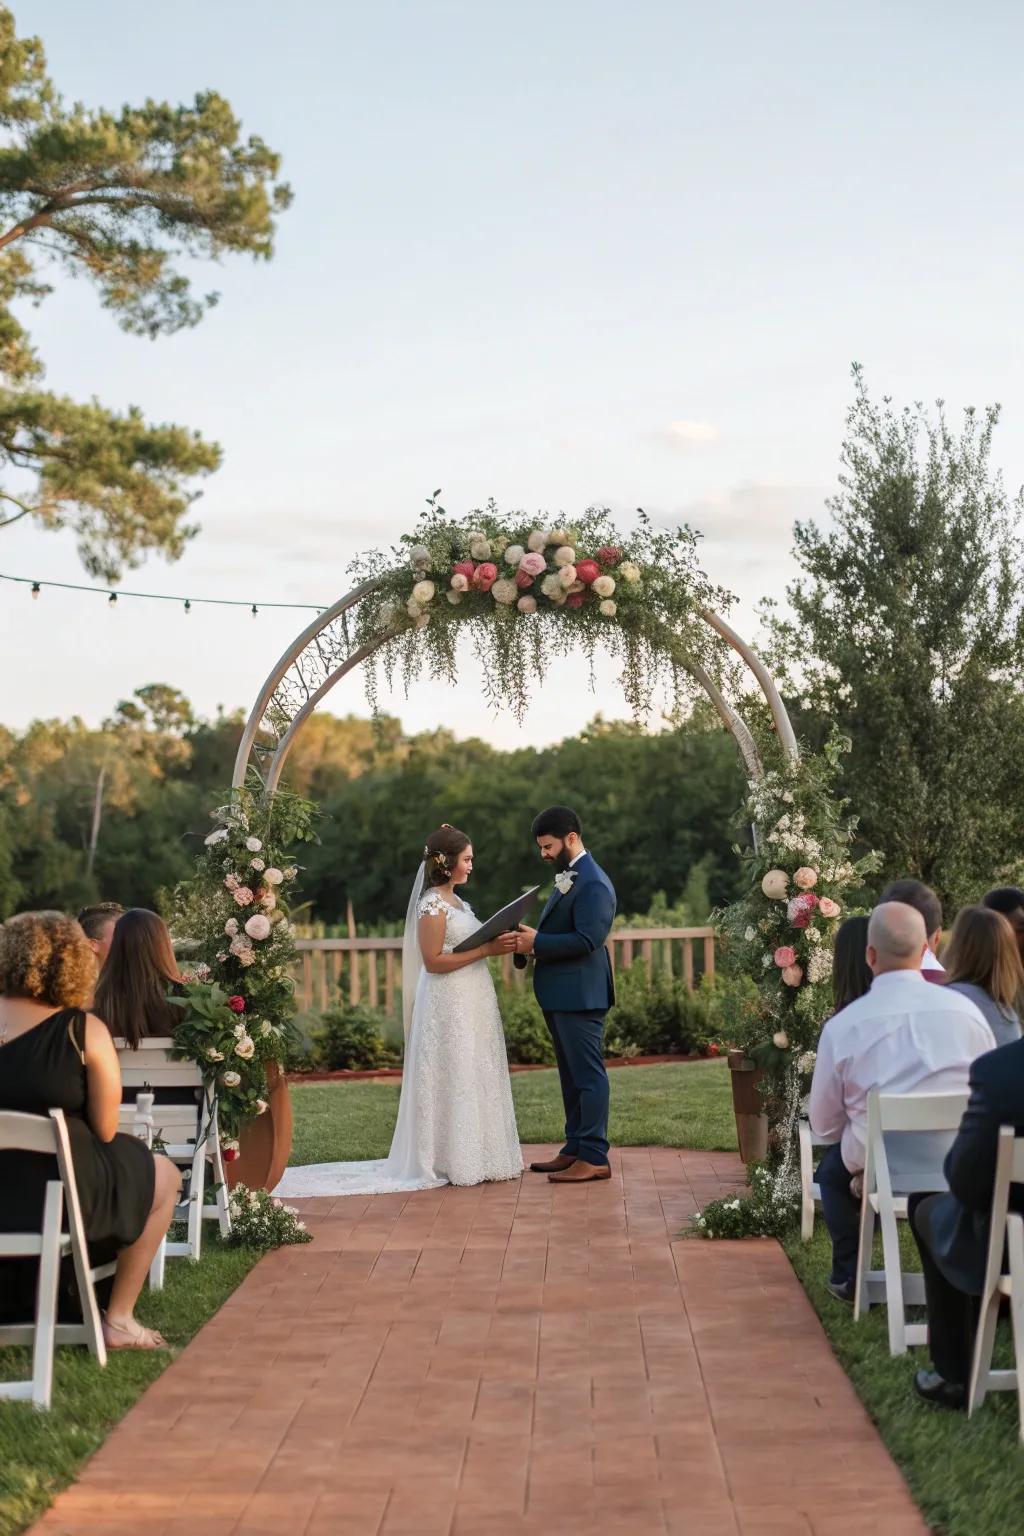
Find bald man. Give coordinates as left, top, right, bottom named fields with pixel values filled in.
left=808, top=902, right=995, bottom=1303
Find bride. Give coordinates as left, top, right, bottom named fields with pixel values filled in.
left=275, top=825, right=524, bottom=1196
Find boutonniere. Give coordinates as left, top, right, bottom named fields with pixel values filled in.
left=554, top=871, right=576, bottom=896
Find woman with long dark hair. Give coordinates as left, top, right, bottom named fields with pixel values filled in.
left=93, top=908, right=182, bottom=1049
left=831, top=914, right=873, bottom=1014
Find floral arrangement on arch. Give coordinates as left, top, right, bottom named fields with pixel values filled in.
left=348, top=498, right=733, bottom=722
left=171, top=784, right=318, bottom=1144
left=716, top=731, right=881, bottom=1080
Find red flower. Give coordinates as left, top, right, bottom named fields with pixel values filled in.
left=515, top=569, right=535, bottom=589
left=575, top=559, right=601, bottom=585
left=452, top=560, right=474, bottom=581
left=473, top=562, right=498, bottom=591
left=227, top=995, right=246, bottom=1013
left=566, top=591, right=586, bottom=609
left=595, top=545, right=622, bottom=567
left=222, top=1146, right=239, bottom=1162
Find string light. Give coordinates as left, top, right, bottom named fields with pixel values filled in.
left=3, top=571, right=324, bottom=614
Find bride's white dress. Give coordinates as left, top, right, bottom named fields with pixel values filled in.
left=274, top=891, right=523, bottom=1197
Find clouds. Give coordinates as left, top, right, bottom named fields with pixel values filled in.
left=656, top=419, right=720, bottom=448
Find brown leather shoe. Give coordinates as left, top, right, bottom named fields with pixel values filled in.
left=548, top=1160, right=612, bottom=1183
left=529, top=1154, right=577, bottom=1173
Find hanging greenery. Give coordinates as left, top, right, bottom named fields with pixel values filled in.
left=347, top=498, right=734, bottom=722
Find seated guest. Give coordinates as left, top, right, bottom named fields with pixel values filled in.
left=910, top=1030, right=1024, bottom=1408
left=0, top=911, right=180, bottom=1349
left=809, top=902, right=995, bottom=1303
left=76, top=902, right=124, bottom=970
left=982, top=886, right=1024, bottom=966
left=831, top=914, right=873, bottom=1013
left=879, top=878, right=945, bottom=981
left=93, top=909, right=193, bottom=1106
left=944, top=905, right=1023, bottom=1048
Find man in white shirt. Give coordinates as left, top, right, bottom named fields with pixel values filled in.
left=809, top=902, right=995, bottom=1302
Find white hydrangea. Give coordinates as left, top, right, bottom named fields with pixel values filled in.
left=245, top=836, right=263, bottom=853
left=491, top=578, right=518, bottom=605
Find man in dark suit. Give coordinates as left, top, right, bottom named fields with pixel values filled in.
left=910, top=1036, right=1024, bottom=1408
left=513, top=806, right=617, bottom=1184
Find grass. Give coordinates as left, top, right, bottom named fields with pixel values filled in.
left=785, top=1223, right=1024, bottom=1535
left=0, top=1237, right=260, bottom=1536
left=288, top=1058, right=738, bottom=1164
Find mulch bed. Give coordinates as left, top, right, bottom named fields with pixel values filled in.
left=286, top=1050, right=721, bottom=1084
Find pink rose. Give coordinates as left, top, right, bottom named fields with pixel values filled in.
left=794, top=867, right=818, bottom=891
left=452, top=560, right=474, bottom=581
left=223, top=874, right=239, bottom=892
left=472, top=562, right=498, bottom=592
left=518, top=552, right=547, bottom=577
left=244, top=913, right=272, bottom=941
left=566, top=591, right=586, bottom=609
left=788, top=892, right=819, bottom=928
left=515, top=568, right=535, bottom=589
left=595, top=545, right=622, bottom=567
left=233, top=886, right=255, bottom=907
left=782, top=964, right=804, bottom=987
left=818, top=897, right=841, bottom=919
left=774, top=946, right=797, bottom=968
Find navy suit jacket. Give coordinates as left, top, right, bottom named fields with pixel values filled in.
left=531, top=853, right=616, bottom=1014
left=916, top=1037, right=1024, bottom=1294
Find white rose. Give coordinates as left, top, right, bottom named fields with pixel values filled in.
left=450, top=572, right=469, bottom=592
left=446, top=590, right=463, bottom=605
left=619, top=561, right=641, bottom=583
left=592, top=575, right=616, bottom=598
left=540, top=573, right=562, bottom=598
left=233, top=1022, right=246, bottom=1038
left=468, top=528, right=485, bottom=542
left=469, top=539, right=492, bottom=561
left=259, top=1020, right=273, bottom=1036
left=599, top=599, right=617, bottom=617
left=249, top=857, right=265, bottom=872
left=553, top=545, right=576, bottom=567
left=409, top=544, right=430, bottom=568
left=256, top=1099, right=269, bottom=1115
left=406, top=598, right=422, bottom=618
left=517, top=595, right=537, bottom=613
left=206, top=1047, right=224, bottom=1062
left=264, top=868, right=284, bottom=885
left=283, top=867, right=297, bottom=880
left=412, top=579, right=435, bottom=605
left=504, top=544, right=525, bottom=566
left=549, top=587, right=567, bottom=605
left=558, top=565, right=577, bottom=589
left=773, top=1030, right=790, bottom=1049
left=491, top=578, right=518, bottom=605
left=245, top=837, right=263, bottom=852
left=221, top=1070, right=241, bottom=1088
left=527, top=529, right=550, bottom=552
left=744, top=926, right=756, bottom=942
left=235, top=1036, right=256, bottom=1060
left=204, top=828, right=229, bottom=847
left=549, top=527, right=569, bottom=544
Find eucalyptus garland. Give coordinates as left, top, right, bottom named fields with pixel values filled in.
left=347, top=499, right=734, bottom=722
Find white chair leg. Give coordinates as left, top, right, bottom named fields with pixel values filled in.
left=31, top=1183, right=64, bottom=1411
left=879, top=1202, right=907, bottom=1355
left=149, top=1238, right=167, bottom=1292
left=64, top=1177, right=106, bottom=1367
left=187, top=1141, right=206, bottom=1263
left=968, top=1280, right=1001, bottom=1416
left=799, top=1121, right=815, bottom=1243
left=854, top=1193, right=875, bottom=1321
left=209, top=1122, right=231, bottom=1238
left=1006, top=1214, right=1024, bottom=1444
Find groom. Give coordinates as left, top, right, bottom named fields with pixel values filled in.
left=513, top=806, right=617, bottom=1184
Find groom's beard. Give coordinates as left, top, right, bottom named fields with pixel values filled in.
left=552, top=846, right=572, bottom=874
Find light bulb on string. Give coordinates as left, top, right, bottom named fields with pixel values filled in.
left=251, top=604, right=258, bottom=618
left=184, top=599, right=191, bottom=614
left=108, top=592, right=118, bottom=609
left=31, top=582, right=40, bottom=599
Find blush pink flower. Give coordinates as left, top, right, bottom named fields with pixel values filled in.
left=233, top=886, right=255, bottom=907
left=472, top=562, right=498, bottom=592
left=518, top=551, right=547, bottom=577
left=818, top=897, right=841, bottom=919
left=794, top=867, right=819, bottom=890
left=774, top=946, right=797, bottom=968
left=782, top=964, right=804, bottom=987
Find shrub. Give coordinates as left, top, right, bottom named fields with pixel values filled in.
left=500, top=992, right=556, bottom=1065
left=604, top=961, right=712, bottom=1057
left=227, top=1184, right=312, bottom=1250
left=311, top=1001, right=402, bottom=1071
left=690, top=1162, right=799, bottom=1239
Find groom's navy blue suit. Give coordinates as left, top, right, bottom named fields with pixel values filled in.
left=532, top=853, right=617, bottom=1167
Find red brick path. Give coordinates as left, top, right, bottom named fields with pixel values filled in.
left=33, top=1147, right=927, bottom=1536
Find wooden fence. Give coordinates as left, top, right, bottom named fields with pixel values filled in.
left=292, top=927, right=716, bottom=1018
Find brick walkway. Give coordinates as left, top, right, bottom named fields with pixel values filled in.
left=33, top=1147, right=927, bottom=1536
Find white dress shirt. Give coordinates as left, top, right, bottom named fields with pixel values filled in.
left=569, top=849, right=587, bottom=869
left=808, top=969, right=996, bottom=1174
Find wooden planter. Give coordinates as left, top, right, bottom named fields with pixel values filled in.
left=226, top=1061, right=293, bottom=1193
left=727, top=1049, right=769, bottom=1164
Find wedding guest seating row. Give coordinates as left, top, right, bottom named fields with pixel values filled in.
left=0, top=1109, right=110, bottom=1410
left=969, top=1126, right=1024, bottom=1439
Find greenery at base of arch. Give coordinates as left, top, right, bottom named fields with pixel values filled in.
left=348, top=500, right=734, bottom=722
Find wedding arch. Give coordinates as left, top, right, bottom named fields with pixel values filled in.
left=231, top=506, right=798, bottom=793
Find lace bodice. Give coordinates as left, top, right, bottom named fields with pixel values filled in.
left=417, top=892, right=477, bottom=954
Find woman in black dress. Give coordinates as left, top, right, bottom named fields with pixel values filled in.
left=0, top=911, right=180, bottom=1350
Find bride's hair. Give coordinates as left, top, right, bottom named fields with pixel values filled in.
left=422, top=824, right=471, bottom=887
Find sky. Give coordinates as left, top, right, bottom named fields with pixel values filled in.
left=3, top=0, right=1023, bottom=747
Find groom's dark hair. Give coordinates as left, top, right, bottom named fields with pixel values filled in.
left=532, top=806, right=582, bottom=840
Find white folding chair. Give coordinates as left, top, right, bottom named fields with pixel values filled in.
left=115, top=1039, right=230, bottom=1288
left=854, top=1088, right=969, bottom=1356
left=968, top=1126, right=1024, bottom=1438
left=0, top=1109, right=111, bottom=1409
left=799, top=1107, right=831, bottom=1242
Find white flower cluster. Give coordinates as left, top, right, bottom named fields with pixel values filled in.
left=226, top=1184, right=311, bottom=1251
left=806, top=947, right=833, bottom=985
left=766, top=811, right=823, bottom=861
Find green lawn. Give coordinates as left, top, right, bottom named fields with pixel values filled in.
left=786, top=1225, right=1024, bottom=1535
left=0, top=1238, right=260, bottom=1536
left=288, top=1058, right=738, bottom=1164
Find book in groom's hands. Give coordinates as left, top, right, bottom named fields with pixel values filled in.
left=451, top=886, right=541, bottom=953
